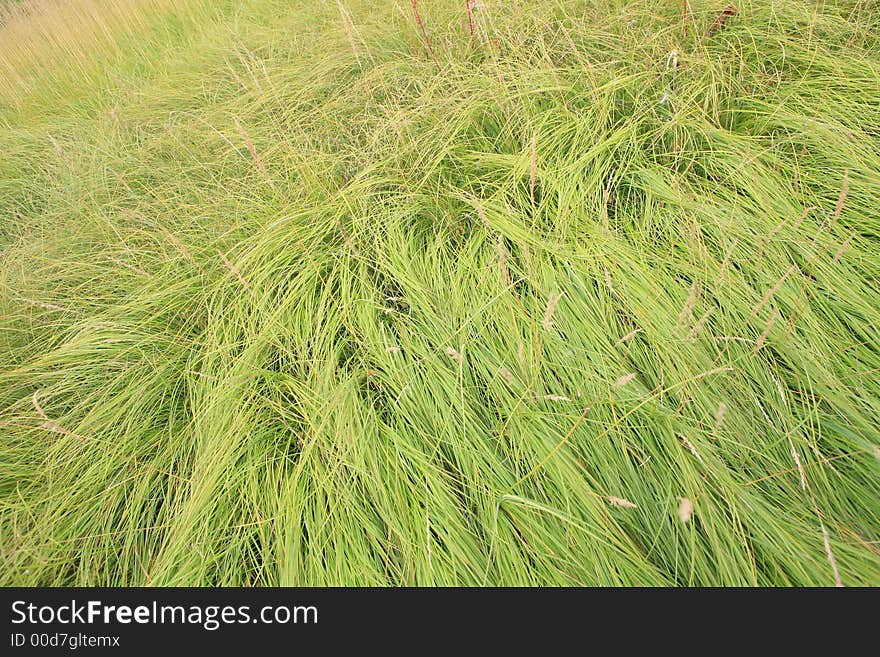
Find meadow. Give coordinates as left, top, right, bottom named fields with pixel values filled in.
left=1, top=0, right=878, bottom=585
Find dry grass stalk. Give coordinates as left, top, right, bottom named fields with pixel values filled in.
left=217, top=249, right=250, bottom=289
left=18, top=297, right=66, bottom=312
left=497, top=234, right=510, bottom=286
left=714, top=402, right=727, bottom=430
left=334, top=218, right=360, bottom=256
left=686, top=308, right=713, bottom=340
left=106, top=255, right=151, bottom=278
left=788, top=438, right=807, bottom=490
left=607, top=496, right=637, bottom=509
left=32, top=392, right=78, bottom=437
left=529, top=131, right=538, bottom=206
left=233, top=117, right=268, bottom=178
left=676, top=282, right=698, bottom=331
left=821, top=522, right=844, bottom=587
left=601, top=175, right=613, bottom=229
left=542, top=292, right=562, bottom=331
left=337, top=1, right=361, bottom=64
left=615, top=327, right=641, bottom=347
left=750, top=265, right=796, bottom=318
left=792, top=206, right=817, bottom=233
left=47, top=133, right=73, bottom=170
left=832, top=235, right=854, bottom=264
left=717, top=242, right=735, bottom=282
left=475, top=202, right=491, bottom=229
left=755, top=313, right=776, bottom=350
left=445, top=346, right=463, bottom=363
left=679, top=434, right=705, bottom=465
left=832, top=172, right=850, bottom=225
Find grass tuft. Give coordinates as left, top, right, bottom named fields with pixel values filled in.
left=1, top=0, right=878, bottom=586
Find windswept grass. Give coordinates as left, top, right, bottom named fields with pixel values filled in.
left=1, top=0, right=878, bottom=586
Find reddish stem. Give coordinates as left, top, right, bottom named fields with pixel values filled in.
left=682, top=1, right=689, bottom=37
left=412, top=0, right=435, bottom=58
left=708, top=5, right=737, bottom=35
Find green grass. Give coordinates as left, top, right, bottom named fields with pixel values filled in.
left=1, top=0, right=878, bottom=586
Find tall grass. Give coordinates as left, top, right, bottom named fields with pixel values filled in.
left=0, top=0, right=878, bottom=586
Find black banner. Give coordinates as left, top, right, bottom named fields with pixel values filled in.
left=0, top=587, right=868, bottom=651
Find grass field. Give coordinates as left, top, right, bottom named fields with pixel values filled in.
left=1, top=0, right=878, bottom=586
